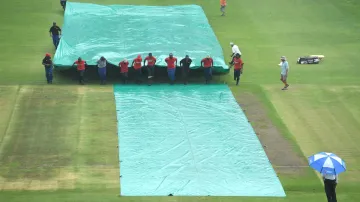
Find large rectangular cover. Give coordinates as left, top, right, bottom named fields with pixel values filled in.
left=114, top=85, right=285, bottom=196
left=54, top=2, right=229, bottom=73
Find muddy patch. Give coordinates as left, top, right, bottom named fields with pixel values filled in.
left=235, top=92, right=307, bottom=175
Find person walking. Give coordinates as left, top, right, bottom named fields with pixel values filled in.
left=144, top=53, right=156, bottom=85
left=201, top=55, right=214, bottom=84
left=60, top=0, right=67, bottom=10
left=230, top=53, right=244, bottom=85
left=97, top=56, right=107, bottom=85
left=49, top=22, right=61, bottom=49
left=323, top=171, right=338, bottom=202
left=72, top=57, right=87, bottom=85
left=230, top=42, right=241, bottom=62
left=132, top=55, right=143, bottom=84
left=220, top=0, right=227, bottom=16
left=119, top=58, right=129, bottom=84
left=279, top=56, right=290, bottom=90
left=165, top=53, right=177, bottom=85
left=42, top=53, right=53, bottom=84
left=180, top=55, right=192, bottom=85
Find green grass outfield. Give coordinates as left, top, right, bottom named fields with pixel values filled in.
left=0, top=0, right=360, bottom=201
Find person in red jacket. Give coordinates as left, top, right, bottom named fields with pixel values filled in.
left=119, top=58, right=129, bottom=84
left=72, top=57, right=87, bottom=85
left=201, top=55, right=214, bottom=84
left=165, top=53, right=177, bottom=85
left=144, top=53, right=156, bottom=85
left=230, top=53, right=244, bottom=85
left=132, top=55, right=143, bottom=84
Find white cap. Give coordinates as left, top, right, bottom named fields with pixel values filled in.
left=280, top=56, right=286, bottom=60
left=230, top=42, right=234, bottom=45
left=124, top=58, right=128, bottom=62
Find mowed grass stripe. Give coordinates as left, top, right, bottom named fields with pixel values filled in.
left=0, top=86, right=81, bottom=190
left=74, top=87, right=119, bottom=190
left=0, top=86, right=20, bottom=153
left=264, top=85, right=360, bottom=189
left=0, top=86, right=119, bottom=191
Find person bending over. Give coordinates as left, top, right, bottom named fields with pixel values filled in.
left=180, top=55, right=192, bottom=85
left=72, top=57, right=87, bottom=85
left=165, top=53, right=177, bottom=85
left=144, top=53, right=156, bottom=86
left=201, top=55, right=214, bottom=84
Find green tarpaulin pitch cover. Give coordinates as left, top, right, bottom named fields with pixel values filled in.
left=114, top=85, right=286, bottom=196
left=53, top=2, right=229, bottom=73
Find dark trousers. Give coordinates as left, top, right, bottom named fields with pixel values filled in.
left=234, top=69, right=241, bottom=85
left=204, top=68, right=212, bottom=84
left=146, top=65, right=155, bottom=77
left=135, top=68, right=142, bottom=83
left=324, top=179, right=337, bottom=202
left=78, top=70, right=85, bottom=84
left=182, top=69, right=189, bottom=84
left=98, top=67, right=106, bottom=84
left=121, top=72, right=128, bottom=84
left=167, top=68, right=176, bottom=84
left=45, top=66, right=53, bottom=84
left=146, top=66, right=154, bottom=85
left=52, top=35, right=60, bottom=48
left=60, top=1, right=66, bottom=10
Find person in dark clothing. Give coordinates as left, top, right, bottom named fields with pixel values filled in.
left=323, top=172, right=338, bottom=202
left=60, top=0, right=67, bottom=10
left=49, top=22, right=61, bottom=49
left=179, top=55, right=192, bottom=85
left=42, top=53, right=53, bottom=84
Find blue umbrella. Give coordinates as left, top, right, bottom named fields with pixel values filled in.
left=308, top=152, right=346, bottom=175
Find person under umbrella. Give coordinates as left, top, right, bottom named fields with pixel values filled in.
left=97, top=56, right=107, bottom=85
left=308, top=152, right=346, bottom=202
left=42, top=53, right=53, bottom=84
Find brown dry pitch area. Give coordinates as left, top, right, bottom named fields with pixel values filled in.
left=234, top=91, right=308, bottom=175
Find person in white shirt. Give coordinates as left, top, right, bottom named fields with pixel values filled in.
left=322, top=171, right=338, bottom=202
left=230, top=42, right=241, bottom=60
left=279, top=56, right=289, bottom=90
left=97, top=56, right=107, bottom=85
